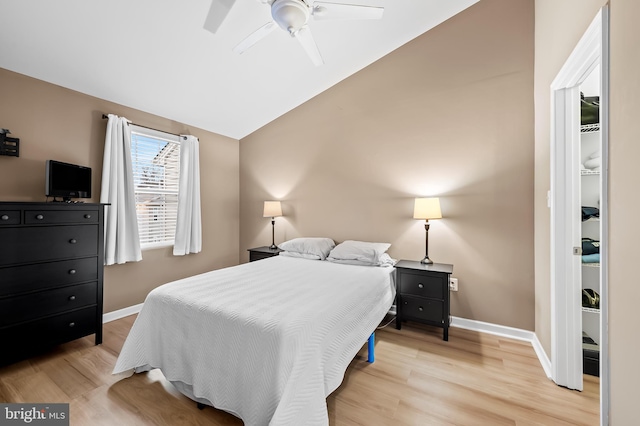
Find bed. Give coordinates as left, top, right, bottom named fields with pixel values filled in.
left=113, top=247, right=396, bottom=426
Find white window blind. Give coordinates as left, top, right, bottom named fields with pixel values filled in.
left=130, top=126, right=180, bottom=248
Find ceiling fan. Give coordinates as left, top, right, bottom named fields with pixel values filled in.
left=204, top=0, right=384, bottom=66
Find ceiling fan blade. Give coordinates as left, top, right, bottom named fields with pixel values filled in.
left=311, top=2, right=384, bottom=21
left=203, top=0, right=237, bottom=34
left=294, top=26, right=324, bottom=66
left=233, top=22, right=277, bottom=54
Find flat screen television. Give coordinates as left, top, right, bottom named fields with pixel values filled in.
left=45, top=160, right=92, bottom=201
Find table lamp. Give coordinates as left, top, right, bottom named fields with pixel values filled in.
left=263, top=201, right=283, bottom=249
left=413, top=197, right=442, bottom=264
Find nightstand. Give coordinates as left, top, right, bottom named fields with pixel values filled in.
left=395, top=260, right=453, bottom=341
left=247, top=246, right=283, bottom=262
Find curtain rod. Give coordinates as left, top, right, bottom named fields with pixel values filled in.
left=102, top=114, right=185, bottom=139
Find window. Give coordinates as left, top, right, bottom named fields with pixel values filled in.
left=130, top=125, right=180, bottom=248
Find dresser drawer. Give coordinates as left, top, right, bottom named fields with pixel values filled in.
left=0, top=257, right=98, bottom=297
left=0, top=210, right=21, bottom=226
left=400, top=295, right=444, bottom=324
left=398, top=270, right=446, bottom=299
left=24, top=209, right=99, bottom=224
left=0, top=282, right=97, bottom=326
left=0, top=225, right=98, bottom=266
left=0, top=306, right=98, bottom=363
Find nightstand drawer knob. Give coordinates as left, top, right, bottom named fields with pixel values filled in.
left=68, top=322, right=76, bottom=328
left=69, top=295, right=76, bottom=301
left=68, top=269, right=76, bottom=275
left=69, top=238, right=77, bottom=244
left=1, top=215, right=8, bottom=221
left=418, top=306, right=424, bottom=312
left=418, top=283, right=424, bottom=289
left=84, top=214, right=91, bottom=219
left=36, top=214, right=44, bottom=220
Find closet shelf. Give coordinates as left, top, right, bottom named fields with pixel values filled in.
left=581, top=169, right=600, bottom=175
left=580, top=123, right=600, bottom=133
left=582, top=307, right=600, bottom=314
left=583, top=217, right=600, bottom=223
left=582, top=263, right=600, bottom=268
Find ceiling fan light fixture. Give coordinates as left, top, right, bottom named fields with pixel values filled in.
left=271, top=0, right=310, bottom=34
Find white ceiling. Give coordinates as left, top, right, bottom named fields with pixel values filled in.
left=0, top=0, right=478, bottom=140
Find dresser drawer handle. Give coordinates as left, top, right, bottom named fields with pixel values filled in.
left=418, top=306, right=424, bottom=312
left=69, top=239, right=77, bottom=244
left=69, top=295, right=76, bottom=301
left=68, top=269, right=77, bottom=275
left=68, top=322, right=76, bottom=328
left=1, top=215, right=8, bottom=221
left=36, top=214, right=44, bottom=220
left=418, top=283, right=424, bottom=289
left=84, top=214, right=91, bottom=219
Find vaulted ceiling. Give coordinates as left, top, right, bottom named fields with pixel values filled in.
left=0, top=0, right=479, bottom=139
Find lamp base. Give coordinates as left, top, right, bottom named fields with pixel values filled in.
left=420, top=256, right=434, bottom=265
left=269, top=244, right=278, bottom=250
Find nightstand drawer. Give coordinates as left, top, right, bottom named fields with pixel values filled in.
left=401, top=295, right=444, bottom=324
left=248, top=246, right=283, bottom=262
left=250, top=252, right=276, bottom=262
left=398, top=271, right=445, bottom=299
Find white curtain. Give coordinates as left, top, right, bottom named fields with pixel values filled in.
left=173, top=135, right=202, bottom=255
left=100, top=114, right=142, bottom=265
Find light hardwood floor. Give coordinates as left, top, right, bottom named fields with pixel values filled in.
left=0, top=315, right=599, bottom=425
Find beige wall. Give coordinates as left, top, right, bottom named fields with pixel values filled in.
left=0, top=68, right=240, bottom=312
left=240, top=0, right=535, bottom=330
left=608, top=1, right=640, bottom=420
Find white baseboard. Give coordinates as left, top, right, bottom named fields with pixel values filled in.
left=102, top=303, right=144, bottom=324
left=451, top=316, right=552, bottom=379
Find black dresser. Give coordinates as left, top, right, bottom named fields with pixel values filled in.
left=0, top=202, right=105, bottom=365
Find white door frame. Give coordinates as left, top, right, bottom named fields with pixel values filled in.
left=550, top=5, right=609, bottom=424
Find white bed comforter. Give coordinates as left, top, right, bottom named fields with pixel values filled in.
left=113, top=256, right=395, bottom=426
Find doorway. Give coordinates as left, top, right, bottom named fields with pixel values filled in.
left=549, top=5, right=609, bottom=425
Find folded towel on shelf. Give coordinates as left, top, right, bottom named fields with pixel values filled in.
left=582, top=238, right=600, bottom=255
left=584, top=157, right=601, bottom=169
left=582, top=253, right=600, bottom=263
left=581, top=206, right=599, bottom=221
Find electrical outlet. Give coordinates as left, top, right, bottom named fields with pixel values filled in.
left=449, top=277, right=459, bottom=292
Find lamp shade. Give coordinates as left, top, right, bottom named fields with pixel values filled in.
left=413, top=197, right=442, bottom=220
left=263, top=201, right=283, bottom=218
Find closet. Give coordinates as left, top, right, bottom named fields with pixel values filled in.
left=579, top=66, right=601, bottom=377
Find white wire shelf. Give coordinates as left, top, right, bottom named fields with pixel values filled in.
left=580, top=123, right=600, bottom=133
left=581, top=169, right=600, bottom=175
left=582, top=307, right=600, bottom=314
left=582, top=262, right=600, bottom=268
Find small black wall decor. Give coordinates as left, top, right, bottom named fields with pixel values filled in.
left=0, top=128, right=19, bottom=157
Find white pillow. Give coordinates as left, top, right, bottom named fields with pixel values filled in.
left=327, top=240, right=391, bottom=266
left=279, top=251, right=323, bottom=260
left=327, top=253, right=397, bottom=267
left=278, top=237, right=336, bottom=260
